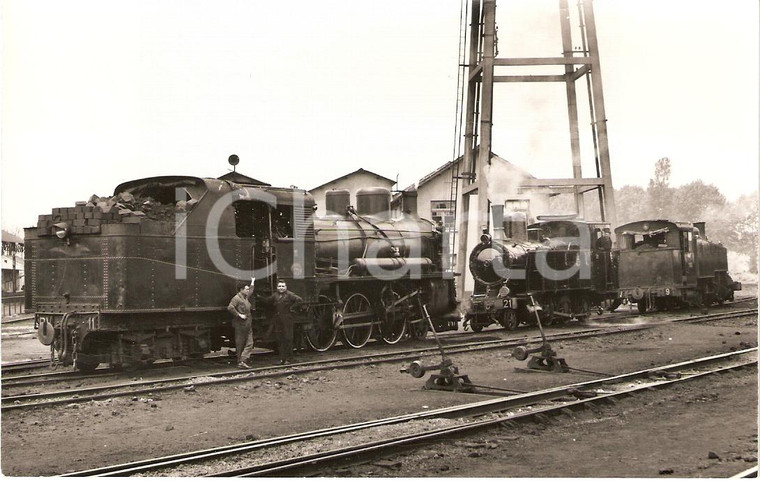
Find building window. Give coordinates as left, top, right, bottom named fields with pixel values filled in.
left=430, top=200, right=455, bottom=225
left=505, top=199, right=530, bottom=212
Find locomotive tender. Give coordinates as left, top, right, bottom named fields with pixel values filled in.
left=465, top=215, right=618, bottom=331
left=615, top=219, right=741, bottom=313
left=25, top=176, right=458, bottom=371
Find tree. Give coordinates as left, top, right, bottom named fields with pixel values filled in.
left=724, top=192, right=758, bottom=273
left=671, top=180, right=726, bottom=222
left=614, top=185, right=649, bottom=225
left=647, top=157, right=674, bottom=219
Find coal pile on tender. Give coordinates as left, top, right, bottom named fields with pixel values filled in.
left=36, top=191, right=198, bottom=235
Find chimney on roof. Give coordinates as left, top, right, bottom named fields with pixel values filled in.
left=399, top=190, right=418, bottom=217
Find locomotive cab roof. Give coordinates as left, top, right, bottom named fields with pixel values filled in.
left=614, top=219, right=696, bottom=236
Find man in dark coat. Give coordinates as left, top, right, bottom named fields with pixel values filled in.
left=227, top=280, right=255, bottom=369
left=596, top=228, right=613, bottom=250
left=267, top=280, right=303, bottom=364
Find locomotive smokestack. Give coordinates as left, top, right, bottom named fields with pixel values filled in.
left=491, top=204, right=505, bottom=241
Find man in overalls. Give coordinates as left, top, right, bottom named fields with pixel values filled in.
left=227, top=281, right=255, bottom=368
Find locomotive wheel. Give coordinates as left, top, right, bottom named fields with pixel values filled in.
left=340, top=293, right=374, bottom=349
left=637, top=298, right=648, bottom=314
left=74, top=353, right=100, bottom=373
left=577, top=296, right=591, bottom=321
left=305, top=296, right=337, bottom=352
left=408, top=319, right=428, bottom=340
left=499, top=309, right=519, bottom=331
left=378, top=288, right=407, bottom=345
left=541, top=298, right=555, bottom=324
left=552, top=295, right=573, bottom=325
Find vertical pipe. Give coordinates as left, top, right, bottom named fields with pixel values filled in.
left=476, top=0, right=496, bottom=230
left=455, top=0, right=483, bottom=299
left=559, top=0, right=584, bottom=217
left=582, top=0, right=617, bottom=228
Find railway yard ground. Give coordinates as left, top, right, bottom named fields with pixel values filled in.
left=1, top=288, right=758, bottom=477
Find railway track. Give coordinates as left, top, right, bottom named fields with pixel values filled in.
left=2, top=295, right=755, bottom=376
left=732, top=465, right=759, bottom=478
left=2, top=306, right=756, bottom=411
left=61, top=347, right=757, bottom=477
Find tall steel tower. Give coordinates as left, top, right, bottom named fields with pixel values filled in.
left=453, top=0, right=617, bottom=297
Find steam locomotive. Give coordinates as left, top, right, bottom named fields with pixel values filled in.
left=25, top=176, right=458, bottom=371
left=465, top=215, right=618, bottom=331
left=615, top=219, right=741, bottom=313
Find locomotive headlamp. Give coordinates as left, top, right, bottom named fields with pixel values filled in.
left=53, top=222, right=70, bottom=244
left=480, top=233, right=492, bottom=245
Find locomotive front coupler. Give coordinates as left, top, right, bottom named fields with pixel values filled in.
left=399, top=301, right=473, bottom=393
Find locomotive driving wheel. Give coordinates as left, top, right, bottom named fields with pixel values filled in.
left=340, top=293, right=374, bottom=349
left=499, top=309, right=519, bottom=331
left=305, top=295, right=338, bottom=352
left=408, top=318, right=429, bottom=340
left=577, top=296, right=591, bottom=321
left=553, top=295, right=573, bottom=325
left=637, top=297, right=649, bottom=314
left=378, top=287, right=407, bottom=345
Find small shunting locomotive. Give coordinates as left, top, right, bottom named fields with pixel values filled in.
left=465, top=215, right=618, bottom=331
left=615, top=219, right=741, bottom=313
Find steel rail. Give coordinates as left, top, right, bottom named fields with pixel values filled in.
left=731, top=465, right=759, bottom=478
left=219, top=352, right=759, bottom=477
left=61, top=348, right=757, bottom=477
left=0, top=359, right=51, bottom=373
left=3, top=307, right=757, bottom=410
left=2, top=298, right=754, bottom=378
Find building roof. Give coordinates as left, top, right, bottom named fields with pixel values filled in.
left=416, top=151, right=535, bottom=190
left=310, top=168, right=395, bottom=192
left=2, top=230, right=23, bottom=244
left=218, top=171, right=271, bottom=186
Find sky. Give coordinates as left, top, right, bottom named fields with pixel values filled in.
left=2, top=0, right=758, bottom=233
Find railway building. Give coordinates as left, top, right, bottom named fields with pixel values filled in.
left=309, top=168, right=396, bottom=215
left=2, top=230, right=25, bottom=317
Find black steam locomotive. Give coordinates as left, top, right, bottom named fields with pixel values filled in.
left=25, top=176, right=458, bottom=371
left=615, top=219, right=741, bottom=313
left=465, top=215, right=618, bottom=331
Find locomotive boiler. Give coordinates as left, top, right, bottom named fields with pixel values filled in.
left=615, top=219, right=741, bottom=313
left=465, top=216, right=618, bottom=331
left=25, top=177, right=458, bottom=371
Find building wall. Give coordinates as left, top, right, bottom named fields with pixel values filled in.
left=310, top=173, right=395, bottom=216
left=1, top=248, right=23, bottom=293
